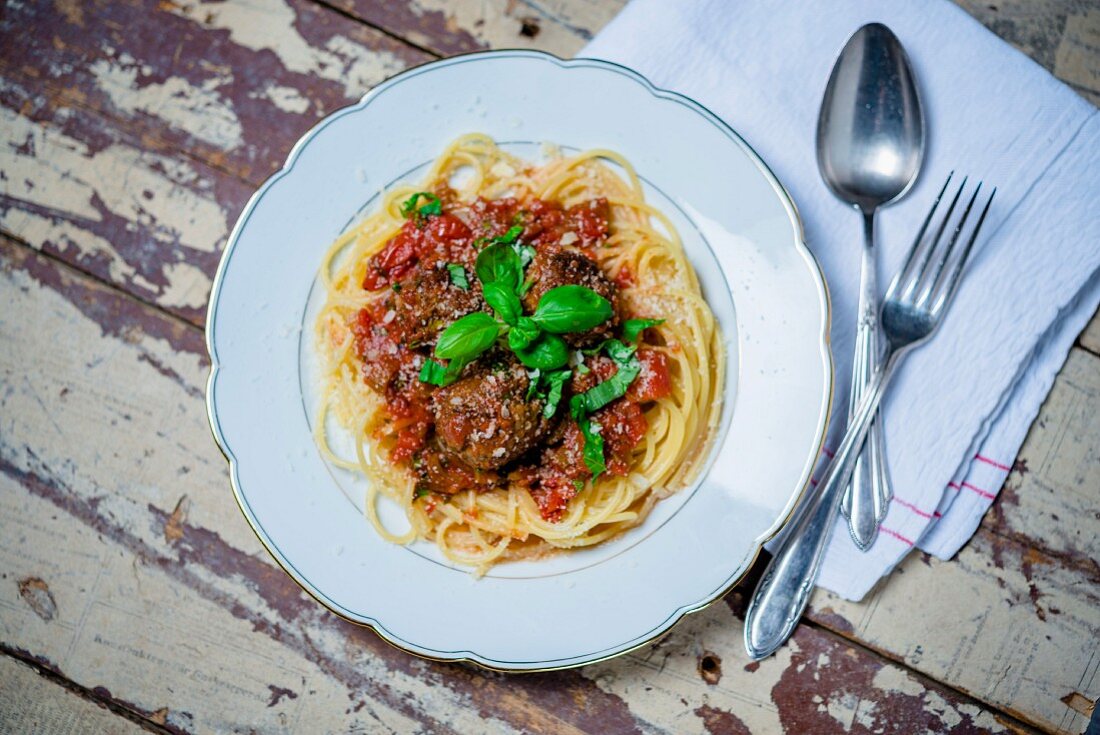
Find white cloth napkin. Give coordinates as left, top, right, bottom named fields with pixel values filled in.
left=584, top=0, right=1100, bottom=600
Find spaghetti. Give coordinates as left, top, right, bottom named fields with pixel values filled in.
left=315, top=134, right=723, bottom=572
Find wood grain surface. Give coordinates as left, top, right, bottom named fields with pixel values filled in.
left=1, top=0, right=1098, bottom=733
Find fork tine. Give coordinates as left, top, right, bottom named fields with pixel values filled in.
left=885, top=173, right=953, bottom=301
left=932, top=187, right=996, bottom=313
left=921, top=182, right=983, bottom=305
left=901, top=177, right=967, bottom=303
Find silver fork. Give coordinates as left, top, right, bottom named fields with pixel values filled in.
left=743, top=174, right=995, bottom=660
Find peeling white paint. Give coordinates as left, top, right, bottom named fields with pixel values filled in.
left=871, top=664, right=926, bottom=699
left=923, top=690, right=963, bottom=729
left=1, top=108, right=228, bottom=259
left=168, top=0, right=408, bottom=98
left=256, top=84, right=311, bottom=115
left=89, top=58, right=244, bottom=151
left=4, top=209, right=136, bottom=283
left=852, top=697, right=880, bottom=731
left=584, top=603, right=792, bottom=735
left=157, top=261, right=211, bottom=310
left=824, top=692, right=858, bottom=730
left=0, top=108, right=102, bottom=221
left=101, top=146, right=227, bottom=253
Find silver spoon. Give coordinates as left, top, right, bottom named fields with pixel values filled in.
left=816, top=23, right=924, bottom=549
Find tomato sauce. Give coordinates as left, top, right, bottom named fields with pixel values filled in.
left=352, top=190, right=669, bottom=521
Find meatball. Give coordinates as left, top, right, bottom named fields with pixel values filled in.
left=413, top=439, right=499, bottom=495
left=394, top=264, right=484, bottom=346
left=522, top=250, right=619, bottom=346
left=432, top=358, right=555, bottom=470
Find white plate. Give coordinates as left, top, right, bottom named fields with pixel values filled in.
left=206, top=51, right=832, bottom=671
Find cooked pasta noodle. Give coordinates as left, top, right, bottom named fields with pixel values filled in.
left=314, top=134, right=723, bottom=572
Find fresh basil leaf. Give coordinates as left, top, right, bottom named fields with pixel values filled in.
left=419, top=357, right=468, bottom=387
left=446, top=263, right=469, bottom=290
left=419, top=198, right=442, bottom=217
left=434, top=313, right=500, bottom=361
left=514, top=333, right=569, bottom=370
left=602, top=338, right=638, bottom=364
left=414, top=485, right=430, bottom=499
left=581, top=339, right=609, bottom=356
left=483, top=281, right=521, bottom=325
left=525, top=369, right=541, bottom=400
left=542, top=369, right=572, bottom=419
left=573, top=340, right=641, bottom=413
left=576, top=363, right=591, bottom=375
left=508, top=329, right=529, bottom=354
left=399, top=192, right=427, bottom=217
left=623, top=318, right=664, bottom=343
left=577, top=361, right=640, bottom=413
left=514, top=243, right=536, bottom=269
left=508, top=316, right=541, bottom=352
left=572, top=479, right=585, bottom=492
left=400, top=192, right=440, bottom=219
left=532, top=285, right=613, bottom=334
left=569, top=394, right=585, bottom=421
left=579, top=417, right=606, bottom=481
left=493, top=225, right=523, bottom=245
left=475, top=243, right=522, bottom=288
left=418, top=359, right=448, bottom=386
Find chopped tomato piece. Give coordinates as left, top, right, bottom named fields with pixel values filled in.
left=567, top=198, right=610, bottom=247
left=362, top=224, right=421, bottom=290
left=628, top=349, right=671, bottom=403
left=595, top=400, right=648, bottom=476
left=529, top=479, right=578, bottom=522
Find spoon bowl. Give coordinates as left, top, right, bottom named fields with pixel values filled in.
left=817, top=23, right=924, bottom=213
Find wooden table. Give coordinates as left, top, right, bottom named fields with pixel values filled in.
left=1, top=1, right=1097, bottom=733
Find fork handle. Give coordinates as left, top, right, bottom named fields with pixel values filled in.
left=744, top=348, right=902, bottom=660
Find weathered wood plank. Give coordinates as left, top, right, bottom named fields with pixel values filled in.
left=1080, top=305, right=1100, bottom=355
left=0, top=74, right=247, bottom=326
left=982, top=348, right=1100, bottom=570
left=0, top=0, right=431, bottom=184
left=0, top=0, right=431, bottom=325
left=811, top=527, right=1100, bottom=735
left=1053, top=5, right=1100, bottom=105
left=322, top=0, right=624, bottom=57
left=587, top=571, right=1037, bottom=735
left=0, top=237, right=1033, bottom=733
left=0, top=655, right=149, bottom=735
left=808, top=347, right=1100, bottom=734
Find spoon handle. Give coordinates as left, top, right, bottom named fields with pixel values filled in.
left=842, top=211, right=892, bottom=550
